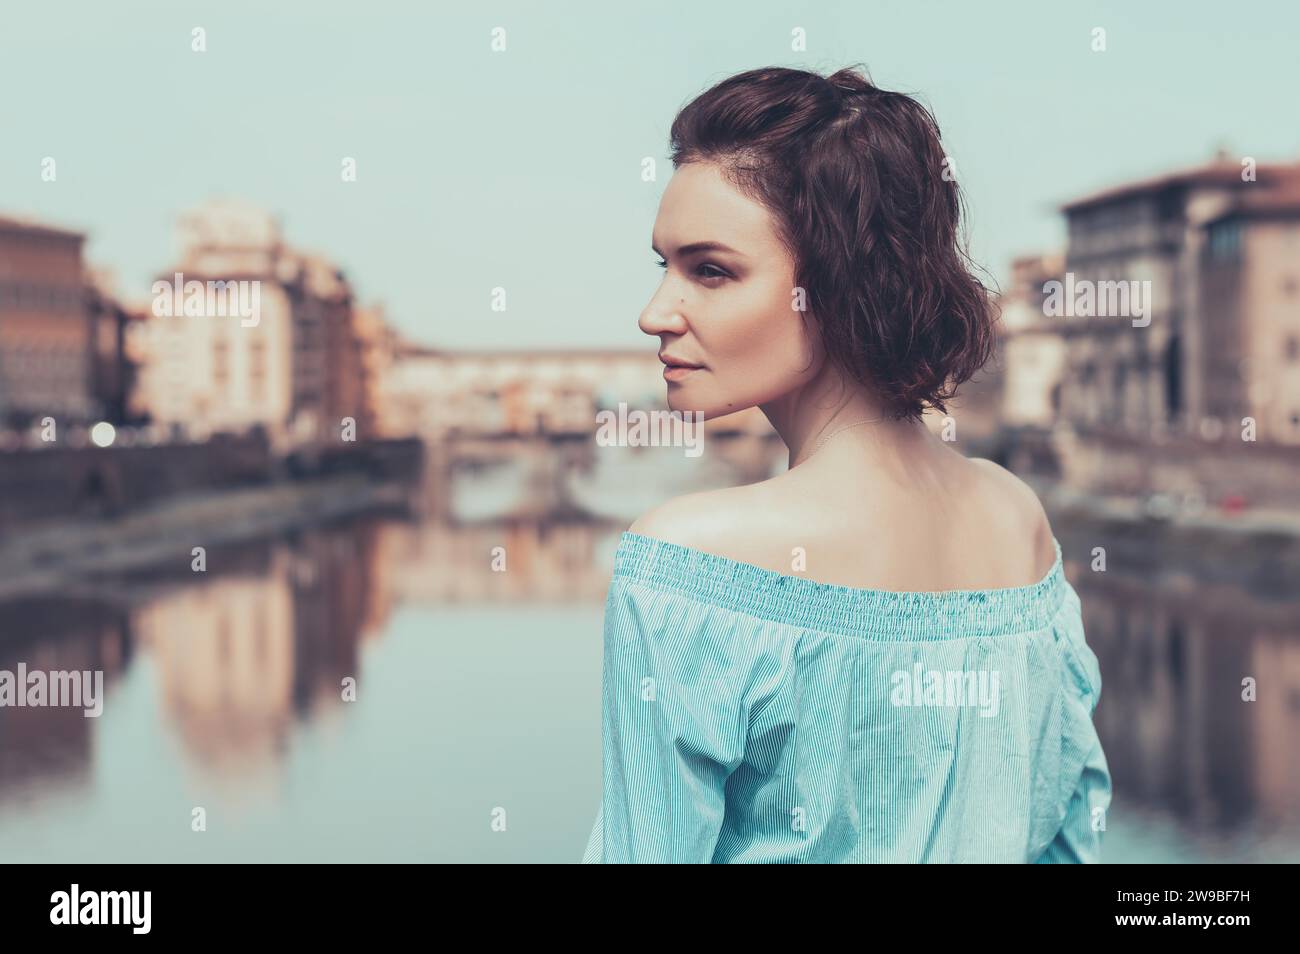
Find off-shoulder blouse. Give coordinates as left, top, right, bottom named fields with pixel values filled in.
left=580, top=531, right=1111, bottom=863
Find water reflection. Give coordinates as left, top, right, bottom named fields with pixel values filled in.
left=1072, top=560, right=1300, bottom=860
left=0, top=597, right=131, bottom=800
left=1, top=506, right=1298, bottom=861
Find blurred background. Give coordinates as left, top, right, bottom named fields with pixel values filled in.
left=1, top=1, right=1298, bottom=862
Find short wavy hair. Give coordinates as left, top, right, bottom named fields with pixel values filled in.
left=668, top=65, right=997, bottom=421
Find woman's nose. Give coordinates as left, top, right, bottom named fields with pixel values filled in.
left=638, top=293, right=688, bottom=337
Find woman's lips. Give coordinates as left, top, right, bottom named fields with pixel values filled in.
left=663, top=364, right=701, bottom=382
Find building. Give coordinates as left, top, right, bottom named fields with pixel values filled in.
left=279, top=250, right=367, bottom=445
left=1199, top=187, right=1300, bottom=442
left=134, top=199, right=381, bottom=449
left=85, top=268, right=147, bottom=426
left=1043, top=154, right=1300, bottom=507
left=0, top=216, right=95, bottom=427
left=134, top=199, right=294, bottom=444
left=1055, top=154, right=1300, bottom=442
left=353, top=303, right=397, bottom=438
left=998, top=252, right=1068, bottom=427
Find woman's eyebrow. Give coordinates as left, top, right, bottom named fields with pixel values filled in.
left=651, top=240, right=745, bottom=258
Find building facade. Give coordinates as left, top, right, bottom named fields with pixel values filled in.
left=1198, top=191, right=1300, bottom=442
left=998, top=253, right=1068, bottom=427
left=1039, top=155, right=1300, bottom=507
left=1055, top=156, right=1300, bottom=444
left=134, top=199, right=381, bottom=449
left=0, top=216, right=95, bottom=427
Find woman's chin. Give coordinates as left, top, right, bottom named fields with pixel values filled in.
left=665, top=389, right=700, bottom=415
left=666, top=393, right=738, bottom=422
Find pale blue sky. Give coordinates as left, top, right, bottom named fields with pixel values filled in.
left=2, top=0, right=1297, bottom=350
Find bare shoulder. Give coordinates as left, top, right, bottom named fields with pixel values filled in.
left=627, top=481, right=772, bottom=551
left=627, top=462, right=1056, bottom=588
left=967, top=457, right=1057, bottom=575
left=624, top=467, right=820, bottom=571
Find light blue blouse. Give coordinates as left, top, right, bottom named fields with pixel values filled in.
left=581, top=531, right=1111, bottom=863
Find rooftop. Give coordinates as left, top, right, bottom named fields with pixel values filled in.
left=1061, top=157, right=1300, bottom=212
left=0, top=213, right=86, bottom=241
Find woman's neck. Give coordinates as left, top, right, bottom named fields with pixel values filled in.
left=760, top=369, right=936, bottom=471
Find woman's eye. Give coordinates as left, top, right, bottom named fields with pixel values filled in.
left=654, top=258, right=729, bottom=283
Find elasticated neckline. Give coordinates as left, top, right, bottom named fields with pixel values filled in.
left=613, top=531, right=1068, bottom=641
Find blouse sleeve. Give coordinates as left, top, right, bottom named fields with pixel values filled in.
left=1035, top=736, right=1112, bottom=863
left=582, top=575, right=787, bottom=864
left=1035, top=580, right=1113, bottom=863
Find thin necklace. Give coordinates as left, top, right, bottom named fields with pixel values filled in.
left=801, top=414, right=886, bottom=463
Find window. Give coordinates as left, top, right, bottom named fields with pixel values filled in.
left=250, top=339, right=266, bottom=402
left=1207, top=219, right=1242, bottom=260
left=213, top=338, right=229, bottom=389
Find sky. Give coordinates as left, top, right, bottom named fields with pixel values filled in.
left=2, top=0, right=1298, bottom=351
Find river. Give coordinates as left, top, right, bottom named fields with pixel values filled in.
left=1, top=485, right=1297, bottom=862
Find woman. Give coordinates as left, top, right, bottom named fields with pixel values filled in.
left=581, top=65, right=1111, bottom=863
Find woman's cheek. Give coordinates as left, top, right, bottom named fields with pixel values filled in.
left=721, top=293, right=799, bottom=377
left=701, top=287, right=774, bottom=360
